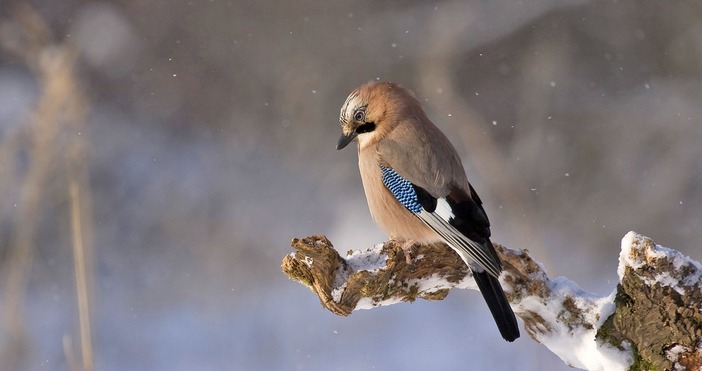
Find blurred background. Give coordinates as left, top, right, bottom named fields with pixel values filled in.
left=1, top=0, right=701, bottom=370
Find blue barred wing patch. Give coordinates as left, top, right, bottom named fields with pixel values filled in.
left=380, top=165, right=423, bottom=213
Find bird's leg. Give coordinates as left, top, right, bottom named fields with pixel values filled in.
left=398, top=238, right=418, bottom=265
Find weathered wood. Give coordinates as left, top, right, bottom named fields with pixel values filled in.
left=282, top=233, right=702, bottom=370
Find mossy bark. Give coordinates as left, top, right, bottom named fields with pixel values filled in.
left=598, top=237, right=702, bottom=370
left=282, top=233, right=702, bottom=370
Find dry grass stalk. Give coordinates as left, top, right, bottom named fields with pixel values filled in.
left=0, top=5, right=94, bottom=370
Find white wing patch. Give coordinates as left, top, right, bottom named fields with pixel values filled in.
left=434, top=198, right=455, bottom=221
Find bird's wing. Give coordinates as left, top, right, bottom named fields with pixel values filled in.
left=380, top=165, right=502, bottom=277
left=376, top=118, right=468, bottom=197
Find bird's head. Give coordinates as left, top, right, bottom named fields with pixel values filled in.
left=336, top=81, right=420, bottom=150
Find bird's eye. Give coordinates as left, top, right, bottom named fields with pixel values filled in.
left=353, top=110, right=365, bottom=122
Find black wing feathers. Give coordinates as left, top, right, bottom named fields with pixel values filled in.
left=446, top=186, right=501, bottom=265
left=445, top=197, right=490, bottom=241
left=411, top=184, right=437, bottom=212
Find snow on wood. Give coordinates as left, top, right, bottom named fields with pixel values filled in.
left=282, top=232, right=702, bottom=370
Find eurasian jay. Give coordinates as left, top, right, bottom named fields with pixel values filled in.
left=336, top=81, right=520, bottom=342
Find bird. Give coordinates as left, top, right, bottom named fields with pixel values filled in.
left=335, top=81, right=520, bottom=342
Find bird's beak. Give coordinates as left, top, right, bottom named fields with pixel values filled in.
left=336, top=131, right=357, bottom=150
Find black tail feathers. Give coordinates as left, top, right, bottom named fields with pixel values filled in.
left=473, top=270, right=520, bottom=342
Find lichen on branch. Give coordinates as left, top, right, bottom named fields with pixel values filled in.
left=282, top=232, right=702, bottom=370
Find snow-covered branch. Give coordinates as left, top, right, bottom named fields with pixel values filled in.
left=282, top=232, right=702, bottom=370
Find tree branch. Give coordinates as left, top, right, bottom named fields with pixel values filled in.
left=282, top=232, right=702, bottom=370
